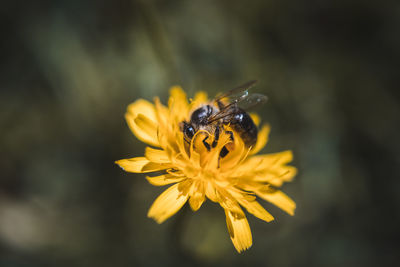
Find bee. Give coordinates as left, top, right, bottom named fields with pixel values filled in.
left=180, top=80, right=268, bottom=157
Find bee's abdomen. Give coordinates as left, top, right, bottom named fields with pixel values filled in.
left=229, top=111, right=258, bottom=148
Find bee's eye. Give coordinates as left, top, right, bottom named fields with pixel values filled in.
left=185, top=125, right=195, bottom=139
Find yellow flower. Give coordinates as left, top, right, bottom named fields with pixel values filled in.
left=116, top=86, right=297, bottom=253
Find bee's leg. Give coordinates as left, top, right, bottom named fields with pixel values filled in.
left=225, top=130, right=234, bottom=142
left=218, top=128, right=233, bottom=158
left=220, top=147, right=229, bottom=158
left=212, top=125, right=220, bottom=148
left=202, top=136, right=211, bottom=151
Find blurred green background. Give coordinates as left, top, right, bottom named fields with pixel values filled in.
left=1, top=0, right=399, bottom=266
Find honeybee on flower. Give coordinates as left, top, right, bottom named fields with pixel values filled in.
left=116, top=81, right=297, bottom=253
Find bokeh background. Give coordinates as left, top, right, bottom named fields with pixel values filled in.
left=1, top=0, right=399, bottom=266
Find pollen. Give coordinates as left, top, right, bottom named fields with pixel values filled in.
left=115, top=86, right=297, bottom=253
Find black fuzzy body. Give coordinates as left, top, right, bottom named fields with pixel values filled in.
left=222, top=108, right=258, bottom=148
left=182, top=104, right=258, bottom=149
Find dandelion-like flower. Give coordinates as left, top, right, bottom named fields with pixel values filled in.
left=116, top=86, right=297, bottom=253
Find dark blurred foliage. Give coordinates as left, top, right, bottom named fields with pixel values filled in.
left=1, top=0, right=400, bottom=266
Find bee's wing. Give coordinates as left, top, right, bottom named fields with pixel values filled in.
left=208, top=93, right=268, bottom=123
left=236, top=93, right=268, bottom=110
left=214, top=80, right=258, bottom=104
left=206, top=106, right=235, bottom=123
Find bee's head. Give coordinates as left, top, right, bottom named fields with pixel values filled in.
left=190, top=105, right=215, bottom=125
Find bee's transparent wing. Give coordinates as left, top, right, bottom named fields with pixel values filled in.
left=208, top=93, right=268, bottom=123
left=207, top=80, right=266, bottom=123
left=236, top=93, right=268, bottom=110
left=214, top=80, right=258, bottom=104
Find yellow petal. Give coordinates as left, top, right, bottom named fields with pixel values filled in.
left=188, top=181, right=206, bottom=211
left=173, top=131, right=189, bottom=161
left=115, top=157, right=150, bottom=172
left=225, top=210, right=252, bottom=253
left=190, top=91, right=208, bottom=110
left=256, top=189, right=296, bottom=216
left=257, top=166, right=298, bottom=187
left=266, top=150, right=293, bottom=165
left=153, top=97, right=170, bottom=130
left=125, top=100, right=160, bottom=147
left=189, top=193, right=205, bottom=211
left=205, top=182, right=218, bottom=202
left=148, top=183, right=188, bottom=223
left=177, top=178, right=194, bottom=195
left=249, top=112, right=260, bottom=127
left=145, top=147, right=170, bottom=163
left=239, top=150, right=296, bottom=187
left=239, top=150, right=294, bottom=176
left=250, top=124, right=270, bottom=155
left=220, top=131, right=246, bottom=171
left=115, top=157, right=171, bottom=173
left=168, top=86, right=189, bottom=122
left=127, top=99, right=157, bottom=122
left=203, top=131, right=231, bottom=171
left=189, top=197, right=205, bottom=211
left=146, top=174, right=185, bottom=186
left=191, top=131, right=209, bottom=168
left=217, top=189, right=245, bottom=219
left=237, top=198, right=274, bottom=222
left=133, top=114, right=159, bottom=143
